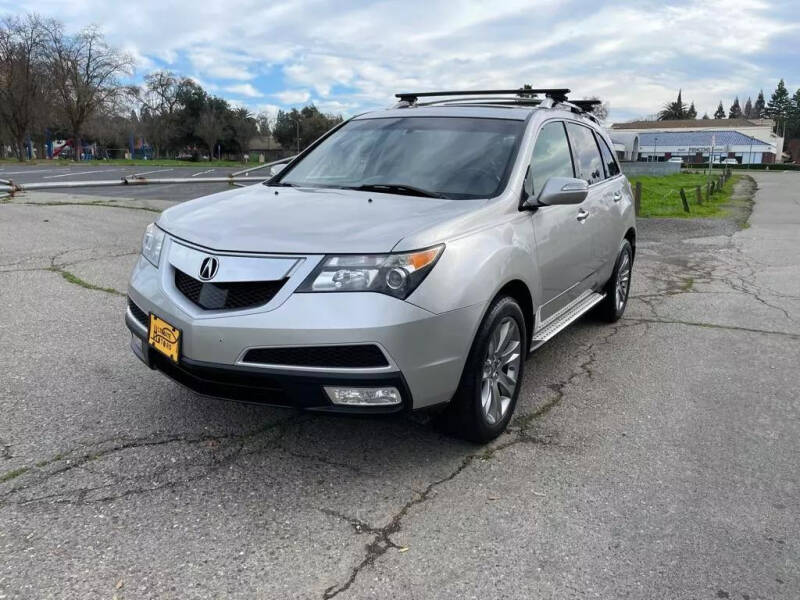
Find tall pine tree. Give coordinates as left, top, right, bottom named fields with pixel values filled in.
left=767, top=79, right=791, bottom=120
left=713, top=102, right=726, bottom=119
left=744, top=97, right=753, bottom=119
left=728, top=97, right=742, bottom=119
left=687, top=101, right=697, bottom=119
left=753, top=90, right=766, bottom=119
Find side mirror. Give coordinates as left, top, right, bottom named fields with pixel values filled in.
left=270, top=163, right=287, bottom=176
left=525, top=177, right=588, bottom=208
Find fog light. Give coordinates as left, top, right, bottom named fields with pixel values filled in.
left=324, top=386, right=401, bottom=406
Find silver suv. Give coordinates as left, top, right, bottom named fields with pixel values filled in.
left=126, top=89, right=635, bottom=442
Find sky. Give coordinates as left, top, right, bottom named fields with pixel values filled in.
left=4, top=0, right=800, bottom=123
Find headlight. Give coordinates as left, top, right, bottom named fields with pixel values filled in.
left=141, top=223, right=166, bottom=267
left=297, top=245, right=443, bottom=299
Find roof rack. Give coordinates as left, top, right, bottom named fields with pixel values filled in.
left=395, top=88, right=570, bottom=104
left=392, top=88, right=603, bottom=118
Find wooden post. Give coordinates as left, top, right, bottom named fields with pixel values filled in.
left=710, top=180, right=716, bottom=195
left=679, top=187, right=690, bottom=213
left=695, top=185, right=703, bottom=205
left=634, top=181, right=642, bottom=216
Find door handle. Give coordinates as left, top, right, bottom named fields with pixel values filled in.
left=576, top=208, right=589, bottom=222
left=612, top=191, right=622, bottom=202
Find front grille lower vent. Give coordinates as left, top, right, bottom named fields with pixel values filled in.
left=175, top=269, right=286, bottom=310
left=128, top=297, right=148, bottom=327
left=242, top=345, right=390, bottom=369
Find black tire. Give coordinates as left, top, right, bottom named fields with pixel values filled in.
left=595, top=240, right=633, bottom=323
left=436, top=295, right=527, bottom=443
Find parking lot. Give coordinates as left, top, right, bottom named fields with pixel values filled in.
left=1, top=172, right=798, bottom=599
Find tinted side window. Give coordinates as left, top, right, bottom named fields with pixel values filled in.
left=565, top=122, right=604, bottom=185
left=595, top=132, right=620, bottom=178
left=529, top=121, right=574, bottom=196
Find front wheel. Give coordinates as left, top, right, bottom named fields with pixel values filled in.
left=596, top=240, right=633, bottom=322
left=436, top=296, right=526, bottom=443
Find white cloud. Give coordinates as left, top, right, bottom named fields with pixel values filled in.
left=224, top=83, right=263, bottom=98
left=273, top=89, right=311, bottom=105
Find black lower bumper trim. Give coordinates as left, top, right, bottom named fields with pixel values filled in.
left=129, top=331, right=410, bottom=414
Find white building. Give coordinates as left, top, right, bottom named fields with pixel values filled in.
left=610, top=118, right=783, bottom=164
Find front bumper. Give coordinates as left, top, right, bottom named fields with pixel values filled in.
left=127, top=254, right=485, bottom=411
left=127, top=324, right=411, bottom=413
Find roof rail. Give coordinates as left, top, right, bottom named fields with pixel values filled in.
left=395, top=88, right=571, bottom=104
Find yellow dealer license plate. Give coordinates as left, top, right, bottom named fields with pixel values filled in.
left=148, top=314, right=181, bottom=363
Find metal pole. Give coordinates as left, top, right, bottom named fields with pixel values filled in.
left=0, top=176, right=266, bottom=194
left=707, top=134, right=715, bottom=188
left=231, top=155, right=298, bottom=177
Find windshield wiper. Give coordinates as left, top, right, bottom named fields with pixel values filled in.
left=346, top=183, right=446, bottom=199
left=264, top=181, right=295, bottom=187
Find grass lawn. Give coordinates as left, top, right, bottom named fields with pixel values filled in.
left=0, top=158, right=254, bottom=168
left=627, top=172, right=740, bottom=218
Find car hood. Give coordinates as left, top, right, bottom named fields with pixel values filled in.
left=157, top=184, right=484, bottom=254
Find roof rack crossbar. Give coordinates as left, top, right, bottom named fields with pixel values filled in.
left=569, top=99, right=603, bottom=110
left=414, top=97, right=544, bottom=107
left=395, top=88, right=571, bottom=104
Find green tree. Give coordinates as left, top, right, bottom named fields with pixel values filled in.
left=753, top=90, right=766, bottom=119
left=743, top=97, right=753, bottom=119
left=766, top=79, right=791, bottom=121
left=228, top=107, right=258, bottom=160
left=686, top=101, right=697, bottom=119
left=273, top=105, right=343, bottom=152
left=787, top=88, right=800, bottom=159
left=713, top=102, right=726, bottom=119
left=728, top=97, right=742, bottom=119
left=657, top=89, right=688, bottom=120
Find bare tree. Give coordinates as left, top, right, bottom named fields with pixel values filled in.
left=256, top=110, right=273, bottom=136
left=0, top=14, right=51, bottom=161
left=195, top=108, right=225, bottom=160
left=229, top=107, right=257, bottom=161
left=46, top=24, right=133, bottom=160
left=136, top=70, right=192, bottom=157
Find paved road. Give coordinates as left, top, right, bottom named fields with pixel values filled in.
left=0, top=163, right=263, bottom=201
left=1, top=174, right=798, bottom=599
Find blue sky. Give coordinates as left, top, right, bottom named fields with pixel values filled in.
left=4, top=0, right=800, bottom=123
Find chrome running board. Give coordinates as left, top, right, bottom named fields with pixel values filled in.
left=530, top=291, right=605, bottom=352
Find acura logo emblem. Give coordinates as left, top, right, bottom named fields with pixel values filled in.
left=199, top=256, right=219, bottom=281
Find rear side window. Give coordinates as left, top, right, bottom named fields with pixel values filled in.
left=529, top=121, right=574, bottom=196
left=595, top=132, right=620, bottom=178
left=565, top=122, right=604, bottom=185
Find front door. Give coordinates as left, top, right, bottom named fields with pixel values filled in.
left=531, top=203, right=594, bottom=321
left=526, top=120, right=594, bottom=321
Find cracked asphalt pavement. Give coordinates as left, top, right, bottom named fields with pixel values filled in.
left=1, top=173, right=798, bottom=599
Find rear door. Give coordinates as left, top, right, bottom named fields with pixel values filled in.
left=528, top=120, right=593, bottom=321
left=593, top=131, right=627, bottom=278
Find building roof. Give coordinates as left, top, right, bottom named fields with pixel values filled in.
left=638, top=130, right=770, bottom=147
left=612, top=118, right=758, bottom=130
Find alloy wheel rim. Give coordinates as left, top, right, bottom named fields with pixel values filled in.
left=616, top=251, right=631, bottom=311
left=480, top=317, right=522, bottom=425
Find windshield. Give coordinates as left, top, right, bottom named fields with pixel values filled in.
left=276, top=116, right=525, bottom=200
